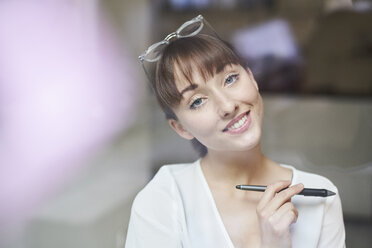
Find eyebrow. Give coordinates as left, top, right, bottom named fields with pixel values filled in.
left=180, top=84, right=198, bottom=96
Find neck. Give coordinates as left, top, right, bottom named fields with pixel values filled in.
left=201, top=144, right=271, bottom=186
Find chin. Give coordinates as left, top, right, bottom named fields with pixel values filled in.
left=239, top=130, right=262, bottom=151
left=219, top=136, right=261, bottom=153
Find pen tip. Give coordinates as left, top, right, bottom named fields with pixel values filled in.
left=236, top=185, right=242, bottom=190
left=327, top=190, right=336, bottom=196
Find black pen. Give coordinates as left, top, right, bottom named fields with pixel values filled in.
left=235, top=185, right=336, bottom=197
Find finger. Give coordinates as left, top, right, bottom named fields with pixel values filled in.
left=257, top=180, right=292, bottom=211
left=267, top=203, right=298, bottom=237
left=270, top=202, right=298, bottom=225
left=276, top=207, right=299, bottom=232
left=267, top=183, right=304, bottom=211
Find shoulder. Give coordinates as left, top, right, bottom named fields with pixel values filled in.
left=283, top=164, right=338, bottom=193
left=126, top=162, right=198, bottom=247
left=284, top=165, right=343, bottom=217
left=131, top=160, right=198, bottom=213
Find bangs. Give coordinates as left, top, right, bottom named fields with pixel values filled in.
left=155, top=35, right=243, bottom=110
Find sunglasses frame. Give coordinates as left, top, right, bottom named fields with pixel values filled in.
left=138, top=15, right=220, bottom=91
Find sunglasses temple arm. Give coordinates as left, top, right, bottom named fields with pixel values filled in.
left=140, top=60, right=155, bottom=93
left=203, top=18, right=223, bottom=41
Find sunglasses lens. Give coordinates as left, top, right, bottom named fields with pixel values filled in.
left=178, top=20, right=203, bottom=37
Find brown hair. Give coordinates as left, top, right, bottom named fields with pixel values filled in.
left=153, top=34, right=244, bottom=156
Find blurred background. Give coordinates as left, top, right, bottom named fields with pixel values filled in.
left=1, top=0, right=371, bottom=247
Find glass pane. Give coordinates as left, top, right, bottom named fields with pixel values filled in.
left=178, top=21, right=203, bottom=37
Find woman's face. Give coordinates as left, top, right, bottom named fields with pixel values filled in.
left=169, top=63, right=264, bottom=153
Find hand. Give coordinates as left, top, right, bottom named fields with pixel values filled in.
left=256, top=180, right=304, bottom=248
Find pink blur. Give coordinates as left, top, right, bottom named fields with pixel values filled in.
left=0, top=1, right=137, bottom=234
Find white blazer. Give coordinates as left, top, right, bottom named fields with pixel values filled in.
left=126, top=160, right=345, bottom=248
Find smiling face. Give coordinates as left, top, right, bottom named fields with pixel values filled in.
left=169, top=63, right=264, bottom=153
left=153, top=34, right=264, bottom=155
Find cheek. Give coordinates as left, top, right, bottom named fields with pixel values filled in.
left=256, top=95, right=264, bottom=123
left=236, top=83, right=264, bottom=121
left=180, top=112, right=217, bottom=137
left=234, top=83, right=260, bottom=105
left=250, top=89, right=263, bottom=113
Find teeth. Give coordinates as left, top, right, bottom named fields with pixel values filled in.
left=228, top=114, right=248, bottom=131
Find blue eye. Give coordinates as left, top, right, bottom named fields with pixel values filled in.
left=190, top=98, right=204, bottom=109
left=225, top=74, right=239, bottom=85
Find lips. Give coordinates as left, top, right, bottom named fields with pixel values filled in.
left=222, top=111, right=251, bottom=133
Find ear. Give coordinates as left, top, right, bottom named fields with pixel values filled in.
left=168, top=119, right=194, bottom=140
left=246, top=67, right=259, bottom=91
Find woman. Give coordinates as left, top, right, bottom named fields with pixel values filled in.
left=126, top=15, right=345, bottom=248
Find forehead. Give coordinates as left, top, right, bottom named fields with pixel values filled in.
left=173, top=62, right=239, bottom=92
left=173, top=62, right=205, bottom=92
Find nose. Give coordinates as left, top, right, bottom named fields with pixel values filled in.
left=215, top=92, right=238, bottom=119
